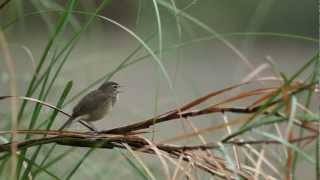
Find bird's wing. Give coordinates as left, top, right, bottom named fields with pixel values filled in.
left=72, top=90, right=108, bottom=117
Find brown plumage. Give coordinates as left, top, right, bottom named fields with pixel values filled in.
left=59, top=81, right=120, bottom=131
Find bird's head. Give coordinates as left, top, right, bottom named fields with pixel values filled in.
left=98, top=81, right=121, bottom=95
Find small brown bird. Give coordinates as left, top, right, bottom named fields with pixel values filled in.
left=59, top=81, right=120, bottom=132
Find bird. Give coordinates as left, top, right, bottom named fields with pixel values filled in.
left=59, top=81, right=121, bottom=132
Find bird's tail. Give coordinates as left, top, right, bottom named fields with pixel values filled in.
left=58, top=117, right=75, bottom=131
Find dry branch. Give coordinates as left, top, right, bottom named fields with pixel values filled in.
left=0, top=133, right=317, bottom=153
left=101, top=83, right=313, bottom=134
left=0, top=82, right=317, bottom=179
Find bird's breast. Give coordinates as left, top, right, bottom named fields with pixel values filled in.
left=87, top=100, right=113, bottom=122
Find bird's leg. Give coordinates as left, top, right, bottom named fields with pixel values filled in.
left=79, top=120, right=99, bottom=134
left=87, top=121, right=99, bottom=132
left=58, top=117, right=74, bottom=131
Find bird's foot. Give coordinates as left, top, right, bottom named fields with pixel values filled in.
left=87, top=130, right=99, bottom=136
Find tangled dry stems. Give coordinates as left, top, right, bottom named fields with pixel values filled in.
left=0, top=82, right=318, bottom=179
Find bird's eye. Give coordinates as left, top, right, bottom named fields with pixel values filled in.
left=112, top=84, right=118, bottom=89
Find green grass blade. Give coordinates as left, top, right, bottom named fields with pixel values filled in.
left=254, top=130, right=315, bottom=164
left=289, top=53, right=319, bottom=82
left=151, top=0, right=162, bottom=60
left=65, top=148, right=94, bottom=180
left=53, top=10, right=175, bottom=96
left=19, top=156, right=61, bottom=180
left=217, top=144, right=240, bottom=180
left=317, top=132, right=320, bottom=180
left=26, top=52, right=52, bottom=134
left=40, top=0, right=81, bottom=31
left=16, top=0, right=77, bottom=123
left=47, top=81, right=73, bottom=129
left=0, top=154, right=9, bottom=177
left=64, top=32, right=156, bottom=105
left=120, top=151, right=149, bottom=180
left=20, top=81, right=73, bottom=180
left=221, top=115, right=286, bottom=142
left=23, top=2, right=112, bottom=178
left=33, top=147, right=75, bottom=176
left=16, top=0, right=78, bottom=177
left=18, top=64, right=51, bottom=179
left=30, top=0, right=55, bottom=33
left=241, top=54, right=318, bottom=129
